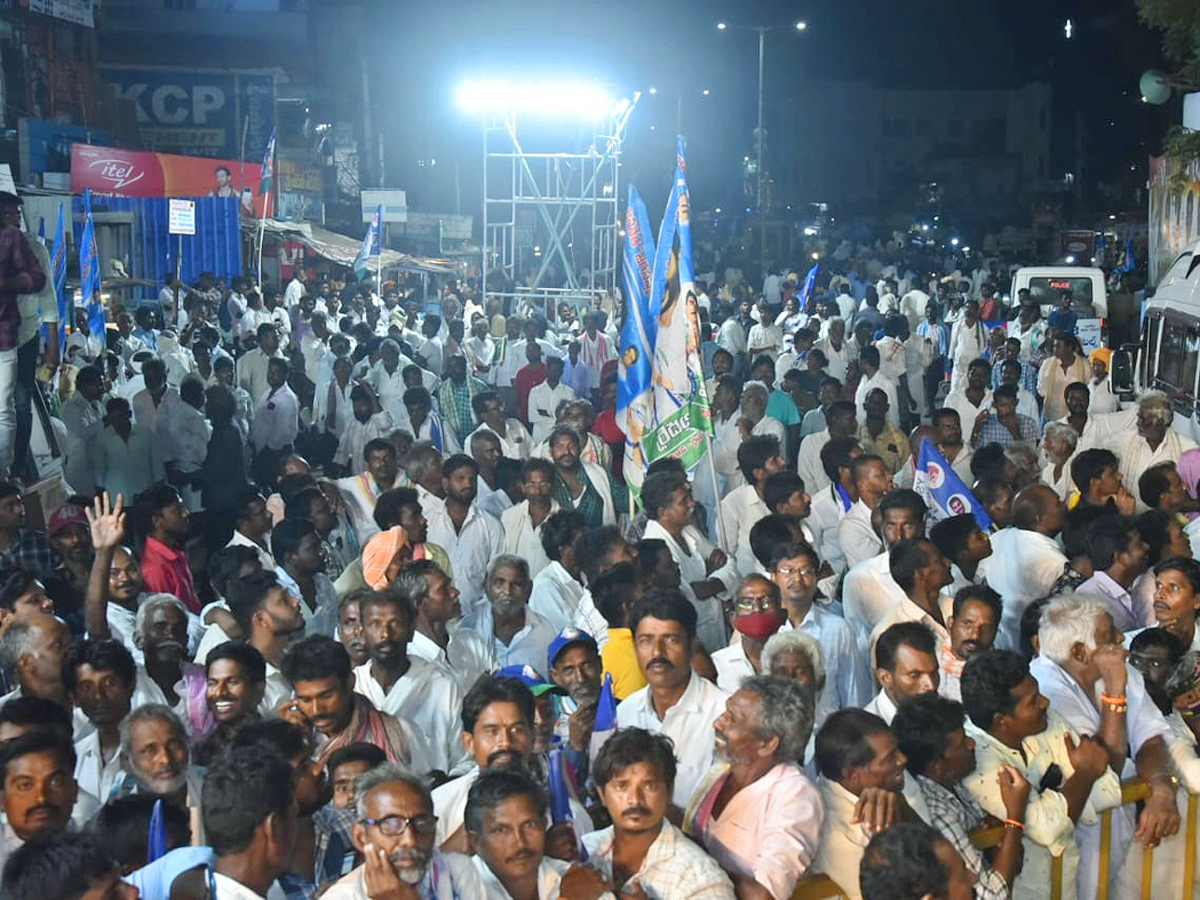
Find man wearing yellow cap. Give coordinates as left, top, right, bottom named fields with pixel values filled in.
left=1088, top=347, right=1121, bottom=413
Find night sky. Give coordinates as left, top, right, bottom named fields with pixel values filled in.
left=369, top=0, right=1174, bottom=216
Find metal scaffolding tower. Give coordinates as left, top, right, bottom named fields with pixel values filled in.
left=479, top=98, right=636, bottom=314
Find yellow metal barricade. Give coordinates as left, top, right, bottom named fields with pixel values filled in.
left=788, top=779, right=1200, bottom=900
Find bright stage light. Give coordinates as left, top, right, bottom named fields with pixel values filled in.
left=717, top=21, right=727, bottom=30
left=456, top=79, right=626, bottom=118
left=796, top=21, right=807, bottom=30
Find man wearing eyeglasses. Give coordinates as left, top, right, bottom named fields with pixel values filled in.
left=766, top=540, right=873, bottom=710
left=711, top=576, right=787, bottom=693
left=323, top=764, right=473, bottom=900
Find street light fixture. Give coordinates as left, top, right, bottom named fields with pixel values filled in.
left=717, top=18, right=809, bottom=274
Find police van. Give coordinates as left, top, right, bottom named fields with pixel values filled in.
left=1112, top=238, right=1200, bottom=442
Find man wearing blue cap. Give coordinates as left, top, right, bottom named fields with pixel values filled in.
left=547, top=627, right=603, bottom=770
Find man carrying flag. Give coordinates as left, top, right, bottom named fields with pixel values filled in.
left=0, top=191, right=47, bottom=477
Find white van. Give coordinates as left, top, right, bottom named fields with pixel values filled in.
left=1010, top=266, right=1108, bottom=318
left=1111, top=239, right=1200, bottom=442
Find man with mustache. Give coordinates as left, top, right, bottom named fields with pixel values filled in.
left=938, top=586, right=1001, bottom=702
left=615, top=590, right=730, bottom=809
left=864, top=622, right=940, bottom=726
left=336, top=591, right=371, bottom=668
left=686, top=676, right=822, bottom=900
left=460, top=555, right=557, bottom=673
left=63, top=638, right=135, bottom=801
left=0, top=730, right=80, bottom=867
left=546, top=627, right=602, bottom=763
left=563, top=728, right=734, bottom=899
left=129, top=594, right=206, bottom=730
left=115, top=704, right=199, bottom=811
left=323, top=765, right=474, bottom=900
left=1131, top=557, right=1200, bottom=652
left=352, top=590, right=466, bottom=775
left=460, top=768, right=568, bottom=899
left=281, top=635, right=432, bottom=775
left=432, top=674, right=537, bottom=851
left=194, top=640, right=266, bottom=766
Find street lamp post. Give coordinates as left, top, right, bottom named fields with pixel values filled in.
left=719, top=19, right=806, bottom=278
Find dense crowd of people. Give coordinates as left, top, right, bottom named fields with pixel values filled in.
left=0, top=188, right=1197, bottom=900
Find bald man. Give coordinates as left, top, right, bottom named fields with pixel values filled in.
left=977, top=484, right=1067, bottom=651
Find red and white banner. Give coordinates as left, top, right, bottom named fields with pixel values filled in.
left=70, top=143, right=270, bottom=216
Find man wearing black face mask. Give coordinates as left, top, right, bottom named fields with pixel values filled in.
left=711, top=575, right=787, bottom=694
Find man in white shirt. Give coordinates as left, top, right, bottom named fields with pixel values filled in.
left=398, top=560, right=495, bottom=695
left=815, top=317, right=851, bottom=383
left=249, top=358, right=299, bottom=486
left=746, top=300, right=783, bottom=360
left=459, top=555, right=557, bottom=671
left=67, top=637, right=135, bottom=802
left=944, top=359, right=994, bottom=443
left=812, top=708, right=926, bottom=900
left=615, top=589, right=729, bottom=808
left=60, top=365, right=106, bottom=495
left=854, top=346, right=900, bottom=428
left=351, top=590, right=466, bottom=775
left=333, top=385, right=394, bottom=476
left=1107, top=390, right=1198, bottom=513
left=364, top=338, right=412, bottom=426
left=323, top=765, right=476, bottom=900
left=335, top=438, right=404, bottom=543
left=796, top=400, right=857, bottom=495
left=527, top=357, right=576, bottom=444
left=284, top=269, right=307, bottom=309
left=1031, top=594, right=1182, bottom=900
left=720, top=434, right=786, bottom=579
left=528, top=508, right=586, bottom=630
left=960, top=648, right=1122, bottom=900
left=837, top=454, right=893, bottom=570
left=977, top=485, right=1068, bottom=651
left=948, top=299, right=987, bottom=393
left=466, top=391, right=532, bottom=461
left=863, top=621, right=941, bottom=724
left=237, top=323, right=284, bottom=406
left=424, top=454, right=505, bottom=603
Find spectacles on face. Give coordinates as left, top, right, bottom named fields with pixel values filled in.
left=361, top=813, right=438, bottom=837
left=735, top=595, right=779, bottom=613
left=774, top=565, right=815, bottom=578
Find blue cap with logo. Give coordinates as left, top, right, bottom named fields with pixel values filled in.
left=547, top=626, right=599, bottom=671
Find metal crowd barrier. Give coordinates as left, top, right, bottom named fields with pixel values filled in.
left=788, top=779, right=1200, bottom=900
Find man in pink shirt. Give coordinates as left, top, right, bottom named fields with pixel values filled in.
left=683, top=674, right=824, bottom=899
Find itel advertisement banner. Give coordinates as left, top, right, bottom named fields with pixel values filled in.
left=70, top=143, right=271, bottom=217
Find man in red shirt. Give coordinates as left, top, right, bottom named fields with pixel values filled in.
left=133, top=484, right=201, bottom=613
left=512, top=340, right=547, bottom=428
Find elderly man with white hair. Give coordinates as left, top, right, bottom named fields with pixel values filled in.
left=736, top=380, right=787, bottom=448
left=763, top=629, right=833, bottom=769
left=1107, top=391, right=1197, bottom=513
left=1041, top=422, right=1079, bottom=501
left=683, top=675, right=824, bottom=900
left=129, top=594, right=207, bottom=731
left=1030, top=593, right=1182, bottom=900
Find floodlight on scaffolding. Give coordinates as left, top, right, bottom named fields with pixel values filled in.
left=456, top=79, right=625, bottom=119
